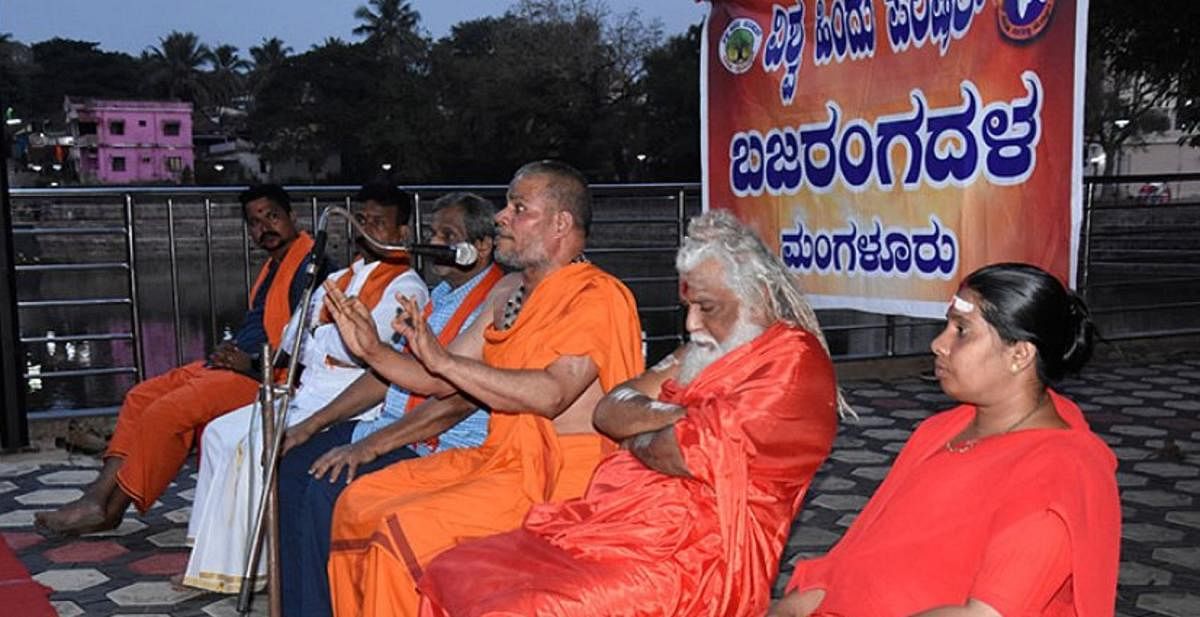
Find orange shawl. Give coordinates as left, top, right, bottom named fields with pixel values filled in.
left=418, top=323, right=838, bottom=616
left=318, top=257, right=412, bottom=324
left=248, top=231, right=314, bottom=348
left=479, top=262, right=644, bottom=502
left=787, top=390, right=1121, bottom=617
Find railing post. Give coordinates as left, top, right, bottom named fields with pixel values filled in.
left=884, top=314, right=897, bottom=357
left=412, top=191, right=424, bottom=272
left=242, top=213, right=252, bottom=308
left=1078, top=177, right=1096, bottom=301
left=0, top=121, right=29, bottom=450
left=166, top=197, right=184, bottom=367
left=204, top=198, right=218, bottom=346
left=124, top=194, right=146, bottom=382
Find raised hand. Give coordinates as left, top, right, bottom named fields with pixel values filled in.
left=393, top=294, right=453, bottom=375
left=323, top=279, right=385, bottom=360
left=309, top=442, right=377, bottom=484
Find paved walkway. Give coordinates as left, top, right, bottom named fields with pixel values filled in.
left=2, top=353, right=1198, bottom=616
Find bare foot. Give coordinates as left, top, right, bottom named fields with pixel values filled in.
left=34, top=497, right=119, bottom=535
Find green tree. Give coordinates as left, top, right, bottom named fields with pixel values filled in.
left=638, top=24, right=702, bottom=181
left=353, top=0, right=425, bottom=60
left=144, top=31, right=212, bottom=101
left=27, top=38, right=142, bottom=120
left=248, top=37, right=292, bottom=97
left=425, top=0, right=662, bottom=182
left=1090, top=0, right=1200, bottom=145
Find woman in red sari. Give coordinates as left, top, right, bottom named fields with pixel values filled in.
left=772, top=263, right=1121, bottom=617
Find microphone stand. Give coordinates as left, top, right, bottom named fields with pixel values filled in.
left=235, top=205, right=415, bottom=615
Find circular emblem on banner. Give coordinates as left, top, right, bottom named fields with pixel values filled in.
left=997, top=0, right=1055, bottom=42
left=719, top=18, right=763, bottom=74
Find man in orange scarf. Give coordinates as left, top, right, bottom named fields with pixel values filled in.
left=36, top=185, right=326, bottom=535
left=418, top=210, right=844, bottom=617
left=319, top=160, right=644, bottom=617
left=184, top=184, right=427, bottom=593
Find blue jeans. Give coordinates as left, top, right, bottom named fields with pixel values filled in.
left=277, top=421, right=418, bottom=617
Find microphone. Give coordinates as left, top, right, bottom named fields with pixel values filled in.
left=406, top=242, right=479, bottom=267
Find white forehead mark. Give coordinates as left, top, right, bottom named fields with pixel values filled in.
left=608, top=385, right=642, bottom=403
left=952, top=294, right=976, bottom=314
left=648, top=400, right=684, bottom=414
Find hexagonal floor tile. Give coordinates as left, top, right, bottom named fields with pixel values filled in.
left=810, top=494, right=869, bottom=512
left=15, top=488, right=84, bottom=506
left=147, top=527, right=190, bottom=548
left=0, top=508, right=39, bottom=528
left=1133, top=462, right=1200, bottom=479
left=1119, top=561, right=1173, bottom=586
left=177, top=488, right=196, bottom=502
left=0, top=462, right=40, bottom=477
left=1122, top=523, right=1185, bottom=543
left=164, top=506, right=192, bottom=524
left=129, top=552, right=190, bottom=576
left=106, top=581, right=204, bottom=606
left=202, top=593, right=268, bottom=616
left=33, top=568, right=109, bottom=592
left=0, top=480, right=17, bottom=495
left=1, top=530, right=44, bottom=551
left=1152, top=546, right=1200, bottom=570
left=44, top=540, right=129, bottom=564
left=1122, top=490, right=1193, bottom=508
left=38, top=469, right=100, bottom=486
left=51, top=600, right=84, bottom=617
left=828, top=449, right=890, bottom=464
left=1136, top=593, right=1200, bottom=617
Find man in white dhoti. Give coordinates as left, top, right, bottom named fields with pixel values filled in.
left=182, top=184, right=427, bottom=593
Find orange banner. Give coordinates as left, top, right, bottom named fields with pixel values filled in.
left=703, top=0, right=1086, bottom=317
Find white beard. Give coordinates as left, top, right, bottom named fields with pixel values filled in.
left=677, top=317, right=765, bottom=386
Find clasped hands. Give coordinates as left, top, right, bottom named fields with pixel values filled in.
left=207, top=341, right=253, bottom=375
left=321, top=279, right=454, bottom=375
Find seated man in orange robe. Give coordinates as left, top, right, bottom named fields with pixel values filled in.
left=319, top=160, right=644, bottom=617
left=36, top=184, right=326, bottom=534
left=418, top=209, right=848, bottom=617
left=771, top=263, right=1121, bottom=617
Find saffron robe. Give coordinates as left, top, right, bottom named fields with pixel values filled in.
left=327, top=262, right=644, bottom=617
left=419, top=323, right=839, bottom=617
left=182, top=260, right=422, bottom=593
left=785, top=390, right=1121, bottom=617
left=107, top=232, right=315, bottom=512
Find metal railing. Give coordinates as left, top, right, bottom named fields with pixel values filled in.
left=6, top=174, right=1200, bottom=428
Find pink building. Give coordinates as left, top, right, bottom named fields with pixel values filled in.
left=64, top=97, right=194, bottom=185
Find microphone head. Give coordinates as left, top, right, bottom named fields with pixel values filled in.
left=452, top=242, right=479, bottom=266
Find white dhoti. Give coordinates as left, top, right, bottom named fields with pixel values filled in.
left=182, top=363, right=377, bottom=593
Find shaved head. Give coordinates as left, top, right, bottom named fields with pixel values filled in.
left=511, top=160, right=592, bottom=237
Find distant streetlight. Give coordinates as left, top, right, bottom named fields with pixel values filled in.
left=51, top=163, right=62, bottom=171
left=213, top=163, right=225, bottom=172
left=636, top=153, right=648, bottom=162
left=49, top=181, right=59, bottom=187
left=5, top=118, right=20, bottom=126
left=29, top=164, right=43, bottom=172
left=1113, top=118, right=1130, bottom=129
left=381, top=162, right=393, bottom=171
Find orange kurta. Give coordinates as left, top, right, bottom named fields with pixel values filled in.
left=785, top=391, right=1121, bottom=616
left=418, top=323, right=838, bottom=617
left=107, top=232, right=314, bottom=512
left=327, top=262, right=643, bottom=617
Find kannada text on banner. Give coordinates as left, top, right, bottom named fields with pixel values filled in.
left=702, top=0, right=1086, bottom=317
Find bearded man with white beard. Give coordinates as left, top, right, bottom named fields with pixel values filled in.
left=417, top=210, right=852, bottom=617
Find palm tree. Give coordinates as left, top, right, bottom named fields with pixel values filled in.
left=206, top=44, right=251, bottom=111
left=353, top=0, right=422, bottom=57
left=145, top=31, right=212, bottom=101
left=250, top=37, right=292, bottom=74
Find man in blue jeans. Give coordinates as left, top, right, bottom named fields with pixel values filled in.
left=275, top=192, right=503, bottom=617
